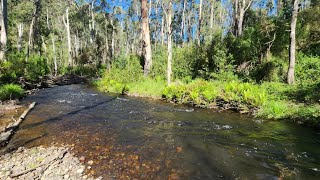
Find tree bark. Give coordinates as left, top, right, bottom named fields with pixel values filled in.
left=180, top=0, right=187, bottom=44
left=52, top=37, right=57, bottom=76
left=197, top=0, right=203, bottom=46
left=234, top=0, right=252, bottom=37
left=141, top=0, right=153, bottom=76
left=287, top=0, right=299, bottom=85
left=161, top=16, right=165, bottom=45
left=17, top=23, right=23, bottom=52
left=163, top=1, right=173, bottom=85
left=46, top=7, right=50, bottom=30
left=0, top=0, right=7, bottom=61
left=63, top=8, right=72, bottom=67
left=27, top=12, right=35, bottom=61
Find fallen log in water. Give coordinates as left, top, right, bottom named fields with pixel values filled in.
left=0, top=102, right=36, bottom=146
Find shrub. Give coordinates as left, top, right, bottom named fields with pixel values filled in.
left=0, top=84, right=25, bottom=101
left=295, top=53, right=320, bottom=85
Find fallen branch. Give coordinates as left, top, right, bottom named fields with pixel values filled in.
left=10, top=150, right=67, bottom=178
left=0, top=102, right=36, bottom=146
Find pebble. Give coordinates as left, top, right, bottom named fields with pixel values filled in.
left=77, top=168, right=85, bottom=174
left=0, top=146, right=94, bottom=180
left=80, top=156, right=86, bottom=163
left=88, top=160, right=94, bottom=165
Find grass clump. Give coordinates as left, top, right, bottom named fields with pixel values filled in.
left=0, top=84, right=25, bottom=101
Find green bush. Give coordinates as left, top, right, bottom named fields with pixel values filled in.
left=0, top=52, right=49, bottom=83
left=0, top=84, right=25, bottom=101
left=0, top=52, right=26, bottom=83
left=295, top=53, right=320, bottom=85
left=25, top=55, right=49, bottom=81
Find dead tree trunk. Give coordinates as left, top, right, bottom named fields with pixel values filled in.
left=287, top=0, right=299, bottom=85
left=141, top=0, right=152, bottom=76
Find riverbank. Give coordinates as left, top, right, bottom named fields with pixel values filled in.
left=0, top=146, right=99, bottom=180
left=95, top=77, right=320, bottom=128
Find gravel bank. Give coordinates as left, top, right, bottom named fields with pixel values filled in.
left=0, top=146, right=102, bottom=180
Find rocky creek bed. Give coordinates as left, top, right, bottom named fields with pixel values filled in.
left=0, top=146, right=101, bottom=180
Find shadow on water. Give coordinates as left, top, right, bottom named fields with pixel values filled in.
left=1, top=133, right=47, bottom=155
left=3, top=84, right=320, bottom=179
left=22, top=97, right=117, bottom=130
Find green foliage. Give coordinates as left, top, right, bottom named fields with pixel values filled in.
left=0, top=52, right=49, bottom=82
left=295, top=53, right=320, bottom=85
left=0, top=84, right=25, bottom=101
left=25, top=55, right=49, bottom=81
left=258, top=100, right=291, bottom=119
left=223, top=81, right=267, bottom=107
left=127, top=77, right=166, bottom=97
left=251, top=56, right=287, bottom=82
left=0, top=52, right=26, bottom=82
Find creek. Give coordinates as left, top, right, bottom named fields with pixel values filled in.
left=6, top=84, right=320, bottom=179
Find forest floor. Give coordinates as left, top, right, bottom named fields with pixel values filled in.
left=0, top=146, right=100, bottom=180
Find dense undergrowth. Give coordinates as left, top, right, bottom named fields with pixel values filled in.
left=0, top=52, right=103, bottom=102
left=0, top=84, right=25, bottom=101
left=95, top=46, right=320, bottom=128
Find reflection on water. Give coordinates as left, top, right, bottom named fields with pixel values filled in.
left=5, top=85, right=320, bottom=179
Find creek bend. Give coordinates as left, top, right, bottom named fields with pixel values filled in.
left=6, top=85, right=320, bottom=179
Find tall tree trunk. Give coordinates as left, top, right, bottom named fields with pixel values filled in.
left=238, top=7, right=245, bottom=36
left=197, top=0, right=203, bottom=46
left=52, top=37, right=57, bottom=76
left=63, top=8, right=72, bottom=67
left=187, top=13, right=191, bottom=44
left=141, top=0, right=153, bottom=76
left=0, top=0, right=7, bottom=61
left=27, top=12, right=35, bottom=61
left=46, top=7, right=50, bottom=30
left=210, top=1, right=214, bottom=30
left=111, top=18, right=115, bottom=59
left=287, top=0, right=299, bottom=85
left=180, top=0, right=187, bottom=44
left=164, top=1, right=173, bottom=85
left=74, top=34, right=79, bottom=58
left=161, top=16, right=165, bottom=45
left=234, top=0, right=252, bottom=37
left=17, top=23, right=23, bottom=52
left=41, top=36, right=47, bottom=54
left=90, top=0, right=95, bottom=44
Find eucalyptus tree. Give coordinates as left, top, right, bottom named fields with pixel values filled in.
left=287, top=0, right=300, bottom=85
left=0, top=0, right=8, bottom=61
left=233, top=0, right=253, bottom=37
left=141, top=0, right=152, bottom=76
left=162, top=0, right=173, bottom=85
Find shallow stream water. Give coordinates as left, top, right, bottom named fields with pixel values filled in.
left=6, top=85, right=320, bottom=179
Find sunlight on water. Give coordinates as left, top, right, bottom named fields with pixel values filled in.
left=5, top=85, right=320, bottom=179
